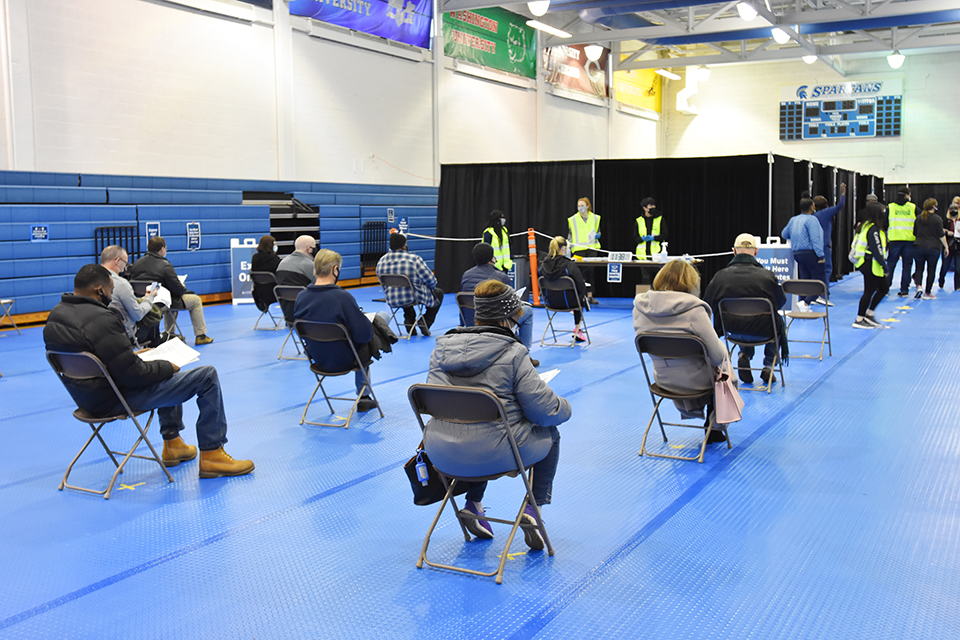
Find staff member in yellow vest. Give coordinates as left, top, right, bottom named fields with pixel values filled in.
left=851, top=202, right=889, bottom=329
left=567, top=197, right=600, bottom=304
left=482, top=210, right=514, bottom=273
left=634, top=197, right=667, bottom=284
left=887, top=186, right=917, bottom=297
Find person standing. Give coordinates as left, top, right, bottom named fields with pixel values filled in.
left=781, top=198, right=825, bottom=312
left=481, top=210, right=513, bottom=273
left=634, top=197, right=668, bottom=286
left=851, top=203, right=889, bottom=329
left=938, top=203, right=960, bottom=291
left=887, top=186, right=917, bottom=297
left=912, top=198, right=948, bottom=300
left=566, top=197, right=600, bottom=304
left=812, top=182, right=846, bottom=302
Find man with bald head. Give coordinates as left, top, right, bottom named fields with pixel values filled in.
left=276, top=235, right=318, bottom=320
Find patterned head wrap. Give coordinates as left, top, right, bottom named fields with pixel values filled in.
left=474, top=285, right=522, bottom=322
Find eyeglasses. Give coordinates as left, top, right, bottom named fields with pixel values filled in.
left=117, top=257, right=128, bottom=268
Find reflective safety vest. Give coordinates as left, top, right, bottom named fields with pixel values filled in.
left=852, top=222, right=888, bottom=276
left=887, top=201, right=916, bottom=242
left=635, top=215, right=662, bottom=259
left=483, top=226, right=513, bottom=271
left=567, top=212, right=600, bottom=253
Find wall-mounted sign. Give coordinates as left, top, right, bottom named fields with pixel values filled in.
left=186, top=222, right=201, bottom=251
left=444, top=7, right=535, bottom=79
left=542, top=45, right=609, bottom=98
left=145, top=222, right=160, bottom=240
left=779, top=79, right=902, bottom=141
left=290, top=0, right=432, bottom=49
left=614, top=65, right=662, bottom=113
left=30, top=225, right=49, bottom=242
left=387, top=208, right=395, bottom=223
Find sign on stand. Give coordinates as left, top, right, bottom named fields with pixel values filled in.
left=606, top=263, right=622, bottom=283
left=231, top=238, right=258, bottom=304
left=755, top=237, right=796, bottom=310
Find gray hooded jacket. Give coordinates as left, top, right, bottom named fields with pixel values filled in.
left=424, top=326, right=571, bottom=477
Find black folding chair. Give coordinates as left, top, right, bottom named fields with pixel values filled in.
left=377, top=273, right=427, bottom=339
left=782, top=279, right=832, bottom=360
left=718, top=297, right=785, bottom=393
left=46, top=350, right=174, bottom=499
left=635, top=333, right=731, bottom=463
left=538, top=276, right=590, bottom=347
left=294, top=320, right=383, bottom=428
left=249, top=271, right=281, bottom=331
left=456, top=292, right=475, bottom=326
left=273, top=285, right=307, bottom=360
left=407, top=383, right=554, bottom=584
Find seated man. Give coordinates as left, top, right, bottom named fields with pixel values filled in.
left=703, top=233, right=787, bottom=386
left=128, top=236, right=213, bottom=346
left=275, top=235, right=317, bottom=321
left=43, top=265, right=254, bottom=477
left=293, top=250, right=389, bottom=413
left=461, top=242, right=538, bottom=367
left=376, top=233, right=443, bottom=336
left=100, top=245, right=157, bottom=345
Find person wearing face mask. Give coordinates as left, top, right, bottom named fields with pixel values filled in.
left=911, top=198, right=948, bottom=300
left=251, top=234, right=281, bottom=313
left=275, top=234, right=319, bottom=322
left=567, top=197, right=600, bottom=304
left=422, top=278, right=571, bottom=548
left=539, top=236, right=588, bottom=343
left=100, top=244, right=156, bottom=345
left=482, top=210, right=513, bottom=273
left=634, top=197, right=667, bottom=261
left=43, top=264, right=255, bottom=477
left=294, top=250, right=391, bottom=413
left=938, top=203, right=960, bottom=291
left=886, top=186, right=917, bottom=297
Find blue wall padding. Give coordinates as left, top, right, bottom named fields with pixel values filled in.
left=318, top=218, right=360, bottom=231
left=289, top=192, right=336, bottom=205
left=318, top=205, right=360, bottom=218
left=108, top=188, right=243, bottom=205
left=334, top=193, right=438, bottom=206
left=0, top=186, right=107, bottom=204
left=0, top=171, right=78, bottom=187
left=321, top=242, right=361, bottom=256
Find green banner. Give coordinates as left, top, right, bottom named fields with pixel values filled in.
left=443, top=7, right=536, bottom=79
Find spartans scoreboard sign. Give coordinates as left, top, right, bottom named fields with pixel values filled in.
left=779, top=79, right=902, bottom=141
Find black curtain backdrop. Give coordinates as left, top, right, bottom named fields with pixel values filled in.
left=772, top=155, right=797, bottom=235
left=832, top=169, right=855, bottom=280
left=884, top=183, right=960, bottom=212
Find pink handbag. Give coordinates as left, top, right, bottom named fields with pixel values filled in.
left=714, top=357, right=744, bottom=424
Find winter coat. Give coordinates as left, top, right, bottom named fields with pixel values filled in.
left=128, top=251, right=187, bottom=304
left=539, top=255, right=586, bottom=309
left=251, top=249, right=281, bottom=311
left=423, top=326, right=571, bottom=477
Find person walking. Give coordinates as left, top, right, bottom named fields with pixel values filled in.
left=781, top=198, right=825, bottom=312
left=851, top=202, right=889, bottom=329
left=912, top=198, right=948, bottom=300
left=938, top=203, right=960, bottom=291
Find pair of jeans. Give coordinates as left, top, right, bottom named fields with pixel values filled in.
left=730, top=334, right=777, bottom=368
left=464, top=426, right=561, bottom=507
left=939, top=248, right=959, bottom=289
left=793, top=250, right=826, bottom=302
left=886, top=241, right=915, bottom=294
left=112, top=365, right=228, bottom=451
left=515, top=302, right=534, bottom=349
left=402, top=287, right=443, bottom=329
left=912, top=246, right=941, bottom=294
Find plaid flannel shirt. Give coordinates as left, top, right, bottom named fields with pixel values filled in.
left=376, top=250, right=439, bottom=309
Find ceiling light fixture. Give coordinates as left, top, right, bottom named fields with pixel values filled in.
left=696, top=66, right=711, bottom=82
left=771, top=28, right=790, bottom=44
left=736, top=2, right=758, bottom=21
left=802, top=54, right=818, bottom=64
left=584, top=44, right=604, bottom=62
left=655, top=68, right=681, bottom=80
left=887, top=50, right=905, bottom=69
left=527, top=0, right=550, bottom=17
left=526, top=20, right=571, bottom=38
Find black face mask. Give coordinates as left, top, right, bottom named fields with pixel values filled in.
left=97, top=286, right=112, bottom=306
left=333, top=267, right=340, bottom=284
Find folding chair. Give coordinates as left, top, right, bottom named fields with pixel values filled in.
left=294, top=320, right=383, bottom=428
left=456, top=292, right=475, bottom=326
left=407, top=383, right=554, bottom=584
left=0, top=298, right=20, bottom=334
left=131, top=280, right=184, bottom=341
left=273, top=285, right=307, bottom=360
left=538, top=276, right=590, bottom=347
left=718, top=297, right=785, bottom=393
left=378, top=273, right=426, bottom=339
left=249, top=271, right=281, bottom=331
left=45, top=350, right=174, bottom=499
left=635, top=334, right=731, bottom=463
left=782, top=279, right=832, bottom=360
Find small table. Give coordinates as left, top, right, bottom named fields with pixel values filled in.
left=575, top=258, right=703, bottom=293
left=0, top=299, right=20, bottom=335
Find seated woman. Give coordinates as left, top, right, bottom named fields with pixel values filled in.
left=251, top=234, right=281, bottom=312
left=423, top=279, right=571, bottom=550
left=538, top=236, right=588, bottom=342
left=632, top=259, right=729, bottom=442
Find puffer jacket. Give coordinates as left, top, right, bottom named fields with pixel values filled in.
left=423, top=326, right=571, bottom=477
left=633, top=290, right=727, bottom=394
left=539, top=255, right=586, bottom=310
left=43, top=294, right=175, bottom=416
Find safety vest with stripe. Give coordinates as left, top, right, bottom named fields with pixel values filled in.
left=887, top=201, right=916, bottom=242
left=635, top=215, right=663, bottom=259
left=483, top=226, right=513, bottom=271
left=567, top=212, right=600, bottom=253
left=852, top=222, right=888, bottom=276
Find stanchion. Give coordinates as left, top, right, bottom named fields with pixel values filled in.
left=528, top=228, right=540, bottom=307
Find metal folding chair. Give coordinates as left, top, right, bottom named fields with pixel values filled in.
left=249, top=271, right=281, bottom=330
left=718, top=297, right=785, bottom=393
left=273, top=285, right=307, bottom=360
left=407, top=383, right=554, bottom=584
left=45, top=350, right=174, bottom=499
left=130, top=280, right=184, bottom=341
left=783, top=279, right=832, bottom=360
left=377, top=273, right=426, bottom=339
left=538, top=276, right=590, bottom=347
left=0, top=298, right=20, bottom=334
left=294, top=320, right=383, bottom=428
left=635, top=333, right=731, bottom=463
left=456, top=292, right=475, bottom=326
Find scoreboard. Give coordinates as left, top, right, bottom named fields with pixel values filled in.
left=779, top=79, right=902, bottom=141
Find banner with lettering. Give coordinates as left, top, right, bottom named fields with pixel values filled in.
left=542, top=45, right=609, bottom=98
left=443, top=7, right=536, bottom=79
left=614, top=65, right=662, bottom=112
left=290, top=0, right=432, bottom=49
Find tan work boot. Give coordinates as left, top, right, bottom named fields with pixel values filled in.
left=162, top=436, right=198, bottom=467
left=198, top=447, right=255, bottom=479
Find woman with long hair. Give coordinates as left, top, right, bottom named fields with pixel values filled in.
left=851, top=203, right=890, bottom=328
left=938, top=203, right=960, bottom=291
left=539, top=236, right=588, bottom=343
left=251, top=234, right=280, bottom=311
left=482, top=210, right=512, bottom=272
left=912, top=198, right=948, bottom=299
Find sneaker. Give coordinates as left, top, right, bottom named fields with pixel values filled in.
left=194, top=334, right=214, bottom=345
left=417, top=319, right=431, bottom=337
left=520, top=504, right=545, bottom=551
left=897, top=292, right=909, bottom=298
left=812, top=296, right=834, bottom=307
left=573, top=328, right=587, bottom=343
left=356, top=396, right=378, bottom=412
left=459, top=501, right=493, bottom=540
left=862, top=316, right=883, bottom=328
left=795, top=301, right=811, bottom=313
left=914, top=289, right=923, bottom=300
left=760, top=367, right=777, bottom=385
left=923, top=292, right=937, bottom=300
left=587, top=295, right=599, bottom=305
left=737, top=354, right=753, bottom=384
left=852, top=319, right=876, bottom=329
left=529, top=357, right=540, bottom=368
left=706, top=428, right=727, bottom=444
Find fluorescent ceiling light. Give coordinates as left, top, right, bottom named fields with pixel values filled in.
left=655, top=68, right=681, bottom=80
left=527, top=0, right=550, bottom=17
left=802, top=54, right=818, bottom=64
left=584, top=44, right=604, bottom=62
left=887, top=51, right=905, bottom=69
left=526, top=20, right=571, bottom=38
left=771, top=28, right=790, bottom=44
left=736, top=2, right=758, bottom=21
left=696, top=66, right=711, bottom=82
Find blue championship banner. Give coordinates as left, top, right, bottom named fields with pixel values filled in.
left=290, top=0, right=432, bottom=49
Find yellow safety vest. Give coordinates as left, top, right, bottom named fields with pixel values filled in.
left=853, top=222, right=888, bottom=276
left=887, top=202, right=916, bottom=242
left=567, top=212, right=600, bottom=253
left=483, top=226, right=513, bottom=271
left=635, top=216, right=663, bottom=259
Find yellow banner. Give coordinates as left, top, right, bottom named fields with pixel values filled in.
left=614, top=67, right=661, bottom=112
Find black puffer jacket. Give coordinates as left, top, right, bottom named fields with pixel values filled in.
left=539, top=255, right=586, bottom=310
left=43, top=294, right=175, bottom=415
left=129, top=251, right=187, bottom=304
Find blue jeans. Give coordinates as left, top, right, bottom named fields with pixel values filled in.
left=731, top=334, right=777, bottom=368
left=464, top=426, right=560, bottom=507
left=114, top=365, right=228, bottom=451
left=887, top=241, right=915, bottom=294
left=516, top=302, right=534, bottom=349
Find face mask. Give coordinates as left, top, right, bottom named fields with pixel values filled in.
left=333, top=267, right=340, bottom=284
left=578, top=204, right=588, bottom=214
left=98, top=287, right=112, bottom=306
left=273, top=245, right=278, bottom=252
left=499, top=218, right=506, bottom=226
